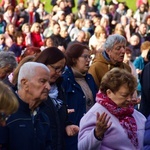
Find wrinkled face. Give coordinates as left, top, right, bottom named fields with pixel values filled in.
left=107, top=84, right=133, bottom=107
left=47, top=58, right=66, bottom=84
left=107, top=43, right=126, bottom=64
left=74, top=49, right=91, bottom=74
left=26, top=68, right=50, bottom=101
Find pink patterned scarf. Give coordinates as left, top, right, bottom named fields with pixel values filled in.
left=96, top=92, right=138, bottom=148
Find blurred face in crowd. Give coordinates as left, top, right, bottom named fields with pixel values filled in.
left=46, top=38, right=54, bottom=47
left=0, top=66, right=13, bottom=80
left=47, top=58, right=66, bottom=84
left=130, top=35, right=139, bottom=46
left=53, top=24, right=60, bottom=35
left=139, top=24, right=147, bottom=35
left=8, top=24, right=15, bottom=34
left=28, top=2, right=35, bottom=12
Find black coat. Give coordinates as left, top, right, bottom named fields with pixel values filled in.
left=40, top=79, right=71, bottom=150
left=139, top=62, right=150, bottom=118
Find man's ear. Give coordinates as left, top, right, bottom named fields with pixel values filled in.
left=21, top=78, right=28, bottom=90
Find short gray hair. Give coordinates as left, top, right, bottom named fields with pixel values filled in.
left=17, top=62, right=50, bottom=89
left=0, top=51, right=17, bottom=69
left=104, top=34, right=126, bottom=51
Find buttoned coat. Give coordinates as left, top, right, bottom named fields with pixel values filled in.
left=62, top=67, right=98, bottom=150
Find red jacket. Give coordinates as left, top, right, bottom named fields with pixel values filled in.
left=31, top=32, right=44, bottom=47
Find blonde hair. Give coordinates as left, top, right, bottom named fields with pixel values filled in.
left=30, top=22, right=41, bottom=32
left=21, top=23, right=30, bottom=32
left=94, top=25, right=107, bottom=38
left=0, top=81, right=18, bottom=114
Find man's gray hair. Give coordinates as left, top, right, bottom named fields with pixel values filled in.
left=0, top=51, right=17, bottom=69
left=104, top=34, right=126, bottom=51
left=18, top=62, right=50, bottom=89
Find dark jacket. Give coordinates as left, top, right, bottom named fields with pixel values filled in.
left=140, top=62, right=150, bottom=118
left=0, top=95, right=52, bottom=150
left=40, top=79, right=70, bottom=150
left=62, top=67, right=98, bottom=150
left=144, top=115, right=150, bottom=149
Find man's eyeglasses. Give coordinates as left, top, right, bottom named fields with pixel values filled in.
left=0, top=112, right=9, bottom=122
left=49, top=65, right=64, bottom=73
left=80, top=54, right=91, bottom=60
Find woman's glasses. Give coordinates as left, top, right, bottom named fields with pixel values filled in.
left=48, top=65, right=64, bottom=73
left=80, top=54, right=91, bottom=60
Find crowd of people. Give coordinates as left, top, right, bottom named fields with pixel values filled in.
left=1, top=0, right=150, bottom=149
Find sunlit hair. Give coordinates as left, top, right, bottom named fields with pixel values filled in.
left=5, top=23, right=15, bottom=33
left=100, top=68, right=137, bottom=94
left=94, top=25, right=107, bottom=38
left=104, top=34, right=126, bottom=51
left=0, top=81, right=18, bottom=115
left=74, top=18, right=84, bottom=29
left=17, top=62, right=49, bottom=89
left=30, top=22, right=41, bottom=32
left=140, top=41, right=150, bottom=52
left=21, top=23, right=30, bottom=32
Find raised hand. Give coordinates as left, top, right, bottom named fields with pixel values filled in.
left=94, top=112, right=112, bottom=140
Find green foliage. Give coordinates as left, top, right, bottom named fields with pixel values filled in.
left=1, top=0, right=150, bottom=13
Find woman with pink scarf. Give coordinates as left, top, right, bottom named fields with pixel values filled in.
left=78, top=68, right=146, bottom=150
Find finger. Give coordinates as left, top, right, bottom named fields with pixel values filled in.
left=105, top=116, right=111, bottom=125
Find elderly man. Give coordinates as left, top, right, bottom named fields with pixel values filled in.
left=89, top=34, right=131, bottom=88
left=0, top=62, right=52, bottom=150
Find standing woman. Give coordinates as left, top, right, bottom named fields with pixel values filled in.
left=62, top=43, right=98, bottom=150
left=78, top=68, right=146, bottom=150
left=34, top=47, right=79, bottom=150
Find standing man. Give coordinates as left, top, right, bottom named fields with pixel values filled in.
left=89, top=34, right=131, bottom=88
left=0, top=62, right=52, bottom=150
